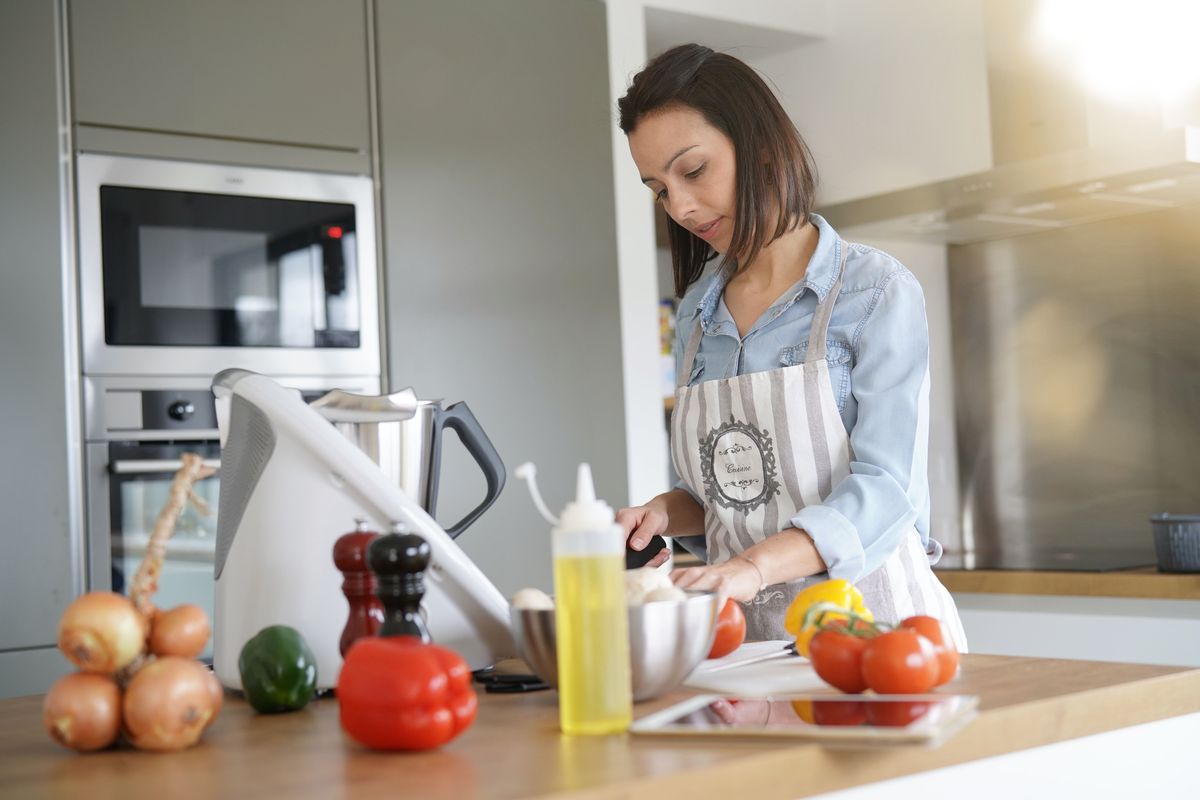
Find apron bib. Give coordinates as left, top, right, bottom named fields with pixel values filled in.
left=671, top=239, right=967, bottom=650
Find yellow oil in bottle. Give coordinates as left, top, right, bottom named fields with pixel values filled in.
left=553, top=552, right=632, bottom=735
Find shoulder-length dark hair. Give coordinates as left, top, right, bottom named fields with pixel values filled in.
left=618, top=44, right=818, bottom=298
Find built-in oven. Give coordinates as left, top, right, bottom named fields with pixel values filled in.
left=84, top=375, right=378, bottom=657
left=76, top=153, right=380, bottom=377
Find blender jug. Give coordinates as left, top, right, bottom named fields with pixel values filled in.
left=311, top=387, right=505, bottom=537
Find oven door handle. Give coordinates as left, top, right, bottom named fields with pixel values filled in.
left=110, top=458, right=221, bottom=475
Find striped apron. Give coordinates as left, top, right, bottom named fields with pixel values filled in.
left=670, top=239, right=967, bottom=650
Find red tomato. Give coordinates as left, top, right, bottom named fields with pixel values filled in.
left=706, top=599, right=747, bottom=659
left=808, top=629, right=869, bottom=694
left=337, top=636, right=477, bottom=750
left=865, top=700, right=933, bottom=728
left=811, top=699, right=867, bottom=727
left=899, top=615, right=959, bottom=686
left=861, top=629, right=939, bottom=695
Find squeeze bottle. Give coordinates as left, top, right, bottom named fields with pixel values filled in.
left=516, top=462, right=632, bottom=735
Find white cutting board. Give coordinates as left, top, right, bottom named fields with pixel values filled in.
left=685, top=640, right=830, bottom=695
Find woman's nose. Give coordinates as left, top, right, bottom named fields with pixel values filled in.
left=665, top=187, right=698, bottom=224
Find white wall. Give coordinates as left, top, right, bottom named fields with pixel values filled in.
left=754, top=0, right=993, bottom=204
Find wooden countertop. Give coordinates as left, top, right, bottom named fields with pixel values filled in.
left=935, top=566, right=1200, bottom=600
left=3, top=654, right=1199, bottom=799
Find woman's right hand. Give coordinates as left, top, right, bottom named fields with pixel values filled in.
left=615, top=503, right=670, bottom=568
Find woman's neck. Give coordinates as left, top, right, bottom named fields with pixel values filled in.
left=729, top=220, right=818, bottom=293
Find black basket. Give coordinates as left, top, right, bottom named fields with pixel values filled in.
left=1150, top=514, right=1200, bottom=573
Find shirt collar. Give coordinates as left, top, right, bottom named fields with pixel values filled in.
left=689, top=213, right=843, bottom=325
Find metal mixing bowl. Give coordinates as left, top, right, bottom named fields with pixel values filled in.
left=509, top=591, right=720, bottom=702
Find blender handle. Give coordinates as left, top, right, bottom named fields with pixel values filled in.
left=438, top=401, right=506, bottom=539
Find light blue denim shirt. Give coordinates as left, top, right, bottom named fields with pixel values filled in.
left=673, top=214, right=936, bottom=583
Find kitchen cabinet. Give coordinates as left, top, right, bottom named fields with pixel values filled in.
left=0, top=0, right=79, bottom=696
left=373, top=0, right=627, bottom=596
left=69, top=0, right=371, bottom=171
left=941, top=568, right=1200, bottom=667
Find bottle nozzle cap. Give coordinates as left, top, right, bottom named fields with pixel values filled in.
left=575, top=463, right=596, bottom=504
left=558, top=462, right=614, bottom=532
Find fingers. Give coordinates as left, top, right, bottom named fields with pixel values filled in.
left=709, top=698, right=737, bottom=724
left=671, top=562, right=759, bottom=605
left=619, top=506, right=666, bottom=550
left=614, top=507, right=641, bottom=539
left=647, top=547, right=671, bottom=568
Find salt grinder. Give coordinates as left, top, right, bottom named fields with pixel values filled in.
left=368, top=522, right=432, bottom=643
left=332, top=518, right=384, bottom=656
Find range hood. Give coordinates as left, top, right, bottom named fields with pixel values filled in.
left=819, top=0, right=1200, bottom=244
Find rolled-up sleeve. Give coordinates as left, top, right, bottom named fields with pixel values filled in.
left=790, top=271, right=931, bottom=583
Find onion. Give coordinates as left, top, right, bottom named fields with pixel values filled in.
left=123, top=656, right=217, bottom=751
left=58, top=592, right=147, bottom=674
left=149, top=604, right=211, bottom=658
left=204, top=669, right=224, bottom=729
left=43, top=672, right=122, bottom=752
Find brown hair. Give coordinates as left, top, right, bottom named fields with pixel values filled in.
left=618, top=44, right=818, bottom=297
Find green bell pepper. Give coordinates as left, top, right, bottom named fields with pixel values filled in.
left=238, top=625, right=318, bottom=713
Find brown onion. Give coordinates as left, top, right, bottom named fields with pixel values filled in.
left=123, top=656, right=217, bottom=752
left=43, top=672, right=122, bottom=752
left=204, top=669, right=224, bottom=729
left=58, top=592, right=147, bottom=674
left=148, top=604, right=211, bottom=658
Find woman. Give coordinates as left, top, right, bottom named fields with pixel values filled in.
left=616, top=44, right=966, bottom=649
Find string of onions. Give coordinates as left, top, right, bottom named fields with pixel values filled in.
left=45, top=453, right=221, bottom=752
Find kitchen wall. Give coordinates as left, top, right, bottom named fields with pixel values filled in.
left=753, top=0, right=994, bottom=206
left=950, top=206, right=1200, bottom=565
left=375, top=0, right=626, bottom=595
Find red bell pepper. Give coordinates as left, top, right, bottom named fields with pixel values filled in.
left=337, top=636, right=478, bottom=750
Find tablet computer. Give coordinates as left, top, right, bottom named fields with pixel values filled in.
left=630, top=693, right=978, bottom=747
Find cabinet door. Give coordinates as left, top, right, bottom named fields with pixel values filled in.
left=69, top=0, right=369, bottom=153
left=375, top=0, right=627, bottom=595
left=0, top=1, right=78, bottom=672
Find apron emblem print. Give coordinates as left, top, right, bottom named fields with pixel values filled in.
left=698, top=416, right=781, bottom=514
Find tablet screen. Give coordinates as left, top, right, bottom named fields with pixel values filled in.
left=631, top=694, right=977, bottom=744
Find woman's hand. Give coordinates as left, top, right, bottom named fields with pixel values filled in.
left=671, top=557, right=761, bottom=605
left=615, top=504, right=670, bottom=568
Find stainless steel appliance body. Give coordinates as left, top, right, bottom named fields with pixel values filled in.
left=76, top=153, right=380, bottom=377
left=83, top=374, right=379, bottom=649
left=949, top=205, right=1200, bottom=570
left=311, top=388, right=506, bottom=538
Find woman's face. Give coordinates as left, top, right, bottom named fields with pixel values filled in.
left=628, top=105, right=737, bottom=254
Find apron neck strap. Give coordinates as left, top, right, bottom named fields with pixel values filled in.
left=803, top=237, right=849, bottom=364
left=678, top=314, right=704, bottom=389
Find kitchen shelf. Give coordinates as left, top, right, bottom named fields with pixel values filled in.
left=935, top=566, right=1200, bottom=601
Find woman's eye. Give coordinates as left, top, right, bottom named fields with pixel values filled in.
left=685, top=164, right=706, bottom=179
left=655, top=187, right=668, bottom=202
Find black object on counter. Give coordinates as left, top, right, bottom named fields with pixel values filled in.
left=369, top=525, right=432, bottom=643
left=472, top=667, right=550, bottom=693
left=625, top=534, right=669, bottom=569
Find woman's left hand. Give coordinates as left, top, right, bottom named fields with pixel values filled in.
left=671, top=558, right=761, bottom=605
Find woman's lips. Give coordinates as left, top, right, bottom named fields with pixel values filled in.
left=695, top=218, right=722, bottom=240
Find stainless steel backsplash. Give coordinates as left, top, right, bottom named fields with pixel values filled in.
left=949, top=205, right=1200, bottom=568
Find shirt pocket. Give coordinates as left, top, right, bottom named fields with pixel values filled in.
left=778, top=342, right=853, bottom=410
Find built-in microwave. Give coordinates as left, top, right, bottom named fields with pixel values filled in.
left=76, top=154, right=381, bottom=378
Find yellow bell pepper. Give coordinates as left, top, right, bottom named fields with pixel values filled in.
left=783, top=579, right=873, bottom=657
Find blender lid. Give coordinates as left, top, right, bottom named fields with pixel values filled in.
left=310, top=387, right=420, bottom=423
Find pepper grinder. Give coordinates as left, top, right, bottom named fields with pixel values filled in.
left=332, top=518, right=385, bottom=656
left=368, top=522, right=432, bottom=642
